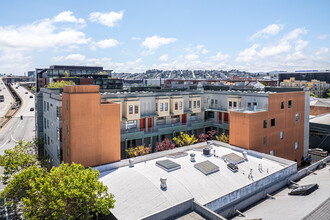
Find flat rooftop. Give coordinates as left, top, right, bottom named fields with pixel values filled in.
left=98, top=141, right=296, bottom=220
left=233, top=162, right=330, bottom=220
left=310, top=113, right=330, bottom=126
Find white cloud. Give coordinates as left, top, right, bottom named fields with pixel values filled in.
left=141, top=35, right=177, bottom=50
left=196, top=45, right=204, bottom=50
left=250, top=24, right=283, bottom=41
left=318, top=34, right=328, bottom=40
left=185, top=54, right=199, bottom=60
left=52, top=53, right=86, bottom=62
left=258, top=41, right=291, bottom=58
left=201, top=49, right=209, bottom=54
left=295, top=39, right=308, bottom=51
left=282, top=28, right=307, bottom=41
left=132, top=37, right=142, bottom=41
left=159, top=54, right=168, bottom=61
left=89, top=11, right=124, bottom=27
left=210, top=52, right=231, bottom=62
left=53, top=11, right=85, bottom=24
left=235, top=44, right=259, bottom=62
left=91, top=38, right=119, bottom=50
left=314, top=47, right=330, bottom=56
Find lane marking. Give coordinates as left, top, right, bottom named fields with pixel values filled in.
left=11, top=135, right=18, bottom=143
left=0, top=139, right=9, bottom=149
left=9, top=127, right=12, bottom=131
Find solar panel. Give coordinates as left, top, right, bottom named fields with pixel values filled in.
left=194, top=160, right=219, bottom=175
left=222, top=153, right=245, bottom=164
left=156, top=159, right=181, bottom=172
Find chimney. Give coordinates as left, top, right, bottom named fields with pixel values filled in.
left=160, top=177, right=167, bottom=189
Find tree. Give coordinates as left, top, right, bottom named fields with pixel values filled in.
left=47, top=80, right=76, bottom=88
left=63, top=71, right=70, bottom=77
left=0, top=140, right=40, bottom=184
left=198, top=130, right=217, bottom=143
left=155, top=138, right=176, bottom=152
left=216, top=132, right=230, bottom=143
left=126, top=145, right=152, bottom=158
left=31, top=86, right=36, bottom=92
left=173, top=132, right=198, bottom=147
left=326, top=89, right=330, bottom=98
left=260, top=81, right=267, bottom=86
left=1, top=163, right=115, bottom=219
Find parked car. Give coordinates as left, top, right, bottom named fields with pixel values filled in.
left=25, top=92, right=28, bottom=94
left=30, top=107, right=34, bottom=111
left=29, top=95, right=33, bottom=98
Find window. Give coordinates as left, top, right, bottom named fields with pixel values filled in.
left=67, top=146, right=69, bottom=157
left=233, top=102, right=237, bottom=108
left=253, top=102, right=257, bottom=107
left=179, top=102, right=182, bottom=110
left=47, top=102, right=49, bottom=111
left=160, top=103, right=164, bottom=112
left=165, top=103, right=168, bottom=111
left=239, top=102, right=241, bottom=108
left=193, top=101, right=196, bottom=108
left=66, top=100, right=69, bottom=110
left=288, top=100, right=292, bottom=108
left=281, top=101, right=284, bottom=109
left=263, top=136, right=267, bottom=145
left=229, top=101, right=232, bottom=109
left=175, top=102, right=178, bottom=110
left=50, top=103, right=53, bottom=107
left=44, top=134, right=47, bottom=144
left=44, top=101, right=46, bottom=112
left=44, top=119, right=46, bottom=129
left=295, top=142, right=299, bottom=150
left=271, top=118, right=275, bottom=127
left=171, top=115, right=180, bottom=123
left=48, top=136, right=50, bottom=145
left=211, top=99, right=214, bottom=106
left=56, top=106, right=60, bottom=119
left=156, top=117, right=166, bottom=125
left=67, top=125, right=69, bottom=135
left=215, top=100, right=218, bottom=106
left=263, top=120, right=267, bottom=128
left=155, top=103, right=158, bottom=111
left=197, top=101, right=200, bottom=108
left=280, top=131, right=284, bottom=140
left=295, top=113, right=300, bottom=122
left=270, top=150, right=275, bottom=156
left=248, top=102, right=251, bottom=108
left=134, top=105, right=139, bottom=114
left=47, top=120, right=49, bottom=128
left=126, top=120, right=137, bottom=129
left=189, top=101, right=191, bottom=108
left=129, top=105, right=133, bottom=114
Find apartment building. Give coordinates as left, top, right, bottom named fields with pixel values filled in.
left=36, top=85, right=309, bottom=167
left=280, top=77, right=329, bottom=97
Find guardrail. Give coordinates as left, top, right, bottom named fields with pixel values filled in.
left=0, top=84, right=22, bottom=129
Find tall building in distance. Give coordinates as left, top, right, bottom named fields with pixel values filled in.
left=36, top=84, right=310, bottom=167
left=280, top=77, right=329, bottom=97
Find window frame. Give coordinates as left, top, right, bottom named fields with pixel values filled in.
left=288, top=100, right=292, bottom=108
left=129, top=105, right=133, bottom=114
left=263, top=120, right=267, bottom=128
left=271, top=118, right=276, bottom=127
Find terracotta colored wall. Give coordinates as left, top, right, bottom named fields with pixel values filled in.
left=310, top=106, right=330, bottom=115
left=62, top=85, right=121, bottom=167
left=230, top=92, right=305, bottom=165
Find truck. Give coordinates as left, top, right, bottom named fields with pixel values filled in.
left=0, top=95, right=4, bottom=102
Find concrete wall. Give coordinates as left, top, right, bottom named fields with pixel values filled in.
left=62, top=85, right=121, bottom=167
left=230, top=92, right=306, bottom=164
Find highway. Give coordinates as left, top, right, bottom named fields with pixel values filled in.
left=0, top=79, right=13, bottom=118
left=0, top=82, right=35, bottom=189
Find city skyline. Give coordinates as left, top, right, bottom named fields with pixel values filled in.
left=1, top=0, right=330, bottom=74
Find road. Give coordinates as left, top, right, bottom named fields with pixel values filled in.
left=0, top=82, right=35, bottom=189
left=0, top=79, right=13, bottom=118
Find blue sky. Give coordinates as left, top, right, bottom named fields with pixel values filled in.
left=0, top=0, right=329, bottom=74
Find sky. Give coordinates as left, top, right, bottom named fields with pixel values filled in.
left=0, top=0, right=330, bottom=74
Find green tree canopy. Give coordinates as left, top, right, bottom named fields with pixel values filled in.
left=216, top=132, right=230, bottom=143
left=47, top=80, right=75, bottom=88
left=310, top=91, right=318, bottom=97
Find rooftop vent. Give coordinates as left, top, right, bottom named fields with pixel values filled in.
left=160, top=177, right=167, bottom=189
left=156, top=159, right=181, bottom=172
left=227, top=163, right=238, bottom=172
left=289, top=184, right=319, bottom=196
left=203, top=148, right=210, bottom=156
left=129, top=159, right=134, bottom=167
left=242, top=151, right=248, bottom=160
left=222, top=153, right=245, bottom=164
left=194, top=160, right=219, bottom=175
left=190, top=153, right=196, bottom=162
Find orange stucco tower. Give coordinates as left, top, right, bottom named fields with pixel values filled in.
left=62, top=85, right=121, bottom=167
left=230, top=92, right=305, bottom=165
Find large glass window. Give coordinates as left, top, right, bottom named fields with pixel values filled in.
left=229, top=101, right=232, bottom=109
left=129, top=105, right=133, bottom=114
left=160, top=103, right=164, bottom=112
left=175, top=102, right=178, bottom=110
left=165, top=103, right=168, bottom=111
left=193, top=101, right=196, bottom=108
left=197, top=100, right=200, bottom=108
left=155, top=103, right=158, bottom=111
left=134, top=105, right=139, bottom=114
left=179, top=102, right=182, bottom=110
